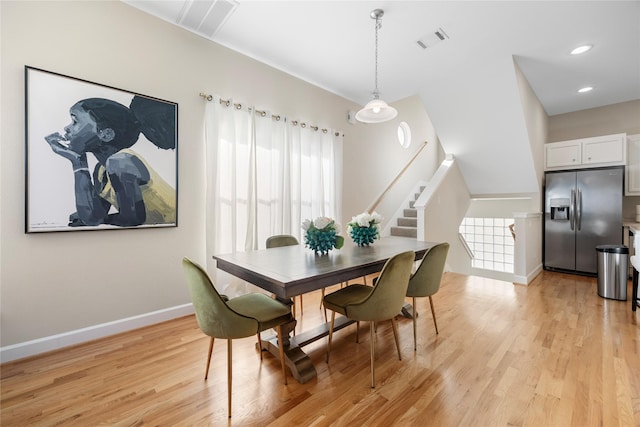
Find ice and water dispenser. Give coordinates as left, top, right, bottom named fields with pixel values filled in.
left=550, top=198, right=570, bottom=221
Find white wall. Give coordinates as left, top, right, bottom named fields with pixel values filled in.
left=0, top=1, right=444, bottom=357
left=418, top=158, right=472, bottom=275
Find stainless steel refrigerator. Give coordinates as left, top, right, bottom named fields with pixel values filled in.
left=544, top=166, right=624, bottom=275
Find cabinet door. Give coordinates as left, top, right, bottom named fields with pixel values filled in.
left=582, top=134, right=626, bottom=165
left=626, top=134, right=640, bottom=195
left=545, top=141, right=580, bottom=169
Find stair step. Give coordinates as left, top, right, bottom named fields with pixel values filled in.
left=390, top=226, right=417, bottom=238
left=409, top=200, right=415, bottom=209
left=403, top=208, right=417, bottom=218
left=397, top=217, right=417, bottom=227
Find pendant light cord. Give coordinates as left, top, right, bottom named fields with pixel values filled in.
left=373, top=14, right=381, bottom=99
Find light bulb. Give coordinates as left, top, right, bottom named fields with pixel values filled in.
left=570, top=45, right=593, bottom=55
left=373, top=107, right=381, bottom=114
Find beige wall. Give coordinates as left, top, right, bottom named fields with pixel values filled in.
left=548, top=100, right=640, bottom=142
left=0, top=1, right=438, bottom=352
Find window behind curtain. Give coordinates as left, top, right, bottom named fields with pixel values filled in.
left=204, top=97, right=343, bottom=294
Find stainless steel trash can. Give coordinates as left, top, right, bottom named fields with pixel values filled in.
left=596, top=245, right=628, bottom=301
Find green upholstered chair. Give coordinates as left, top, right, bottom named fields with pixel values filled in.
left=323, top=250, right=415, bottom=388
left=406, top=242, right=449, bottom=350
left=265, top=235, right=304, bottom=317
left=266, top=234, right=299, bottom=248
left=182, top=257, right=293, bottom=418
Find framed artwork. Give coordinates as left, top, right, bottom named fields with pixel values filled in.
left=25, top=66, right=178, bottom=233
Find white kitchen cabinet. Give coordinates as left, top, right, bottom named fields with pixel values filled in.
left=545, top=133, right=627, bottom=171
left=545, top=140, right=581, bottom=169
left=626, top=134, right=640, bottom=195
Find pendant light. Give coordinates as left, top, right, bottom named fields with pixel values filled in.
left=356, top=9, right=398, bottom=124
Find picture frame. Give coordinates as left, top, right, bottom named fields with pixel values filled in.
left=25, top=66, right=178, bottom=233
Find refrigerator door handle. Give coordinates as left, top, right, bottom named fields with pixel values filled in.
left=576, top=188, right=582, bottom=231
left=570, top=189, right=575, bottom=231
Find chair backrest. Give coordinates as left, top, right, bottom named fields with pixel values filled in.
left=266, top=235, right=299, bottom=248
left=346, top=251, right=415, bottom=321
left=182, top=257, right=259, bottom=339
left=406, top=242, right=449, bottom=298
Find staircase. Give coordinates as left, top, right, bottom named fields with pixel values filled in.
left=390, top=187, right=423, bottom=238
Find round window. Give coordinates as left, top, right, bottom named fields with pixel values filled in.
left=398, top=121, right=411, bottom=148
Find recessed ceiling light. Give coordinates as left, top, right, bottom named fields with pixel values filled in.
left=570, top=45, right=593, bottom=55
left=578, top=86, right=594, bottom=93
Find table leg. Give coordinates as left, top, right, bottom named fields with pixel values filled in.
left=258, top=315, right=356, bottom=384
left=401, top=302, right=416, bottom=319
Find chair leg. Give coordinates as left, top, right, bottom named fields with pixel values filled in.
left=321, top=288, right=328, bottom=320
left=205, top=336, right=215, bottom=379
left=391, top=317, right=402, bottom=361
left=412, top=296, right=418, bottom=351
left=355, top=321, right=360, bottom=343
left=326, top=311, right=336, bottom=363
left=227, top=339, right=232, bottom=418
left=299, top=295, right=303, bottom=316
left=276, top=325, right=288, bottom=385
left=429, top=295, right=439, bottom=334
left=257, top=333, right=263, bottom=360
left=369, top=321, right=376, bottom=388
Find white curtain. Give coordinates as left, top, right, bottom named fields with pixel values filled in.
left=204, top=96, right=343, bottom=295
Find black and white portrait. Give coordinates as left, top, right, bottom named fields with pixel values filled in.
left=25, top=67, right=178, bottom=233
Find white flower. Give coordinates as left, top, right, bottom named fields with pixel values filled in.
left=314, top=216, right=332, bottom=230
left=348, top=211, right=383, bottom=228
left=301, top=219, right=312, bottom=231
left=356, top=213, right=371, bottom=227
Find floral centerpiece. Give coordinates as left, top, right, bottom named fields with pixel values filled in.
left=301, top=216, right=344, bottom=255
left=347, top=211, right=383, bottom=246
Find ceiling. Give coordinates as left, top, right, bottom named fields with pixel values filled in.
left=122, top=0, right=640, bottom=195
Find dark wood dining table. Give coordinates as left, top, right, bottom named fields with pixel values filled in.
left=212, top=236, right=437, bottom=383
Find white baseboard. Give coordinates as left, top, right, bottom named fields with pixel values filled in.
left=468, top=263, right=543, bottom=286
left=513, top=264, right=543, bottom=285
left=0, top=303, right=194, bottom=364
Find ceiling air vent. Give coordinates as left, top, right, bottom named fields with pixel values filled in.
left=416, top=28, right=449, bottom=49
left=178, top=0, right=239, bottom=38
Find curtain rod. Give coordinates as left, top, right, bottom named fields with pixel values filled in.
left=199, top=92, right=342, bottom=137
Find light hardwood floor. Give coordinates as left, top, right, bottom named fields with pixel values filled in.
left=2, top=271, right=639, bottom=426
